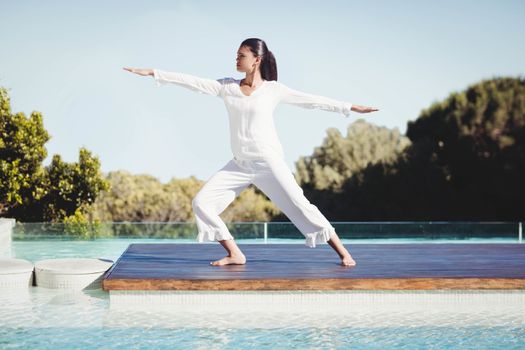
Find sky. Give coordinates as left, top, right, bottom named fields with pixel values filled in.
left=1, top=0, right=524, bottom=183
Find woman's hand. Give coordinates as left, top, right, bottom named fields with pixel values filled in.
left=123, top=67, right=153, bottom=76
left=351, top=104, right=379, bottom=113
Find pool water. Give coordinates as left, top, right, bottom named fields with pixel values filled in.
left=2, top=288, right=525, bottom=350
left=2, top=238, right=525, bottom=349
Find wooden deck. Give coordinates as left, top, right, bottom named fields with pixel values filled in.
left=102, top=243, right=525, bottom=291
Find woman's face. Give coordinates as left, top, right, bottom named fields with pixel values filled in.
left=236, top=46, right=260, bottom=73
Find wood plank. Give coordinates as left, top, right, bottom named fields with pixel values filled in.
left=102, top=243, right=525, bottom=291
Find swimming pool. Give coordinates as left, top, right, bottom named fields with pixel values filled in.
left=2, top=235, right=525, bottom=349
left=1, top=288, right=524, bottom=349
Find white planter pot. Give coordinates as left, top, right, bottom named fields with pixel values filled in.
left=0, top=258, right=34, bottom=288
left=34, top=258, right=114, bottom=290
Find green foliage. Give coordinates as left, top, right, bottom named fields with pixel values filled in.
left=402, top=76, right=525, bottom=219
left=87, top=170, right=198, bottom=222
left=62, top=206, right=110, bottom=239
left=38, top=149, right=110, bottom=222
left=294, top=119, right=410, bottom=192
left=305, top=76, right=525, bottom=221
left=0, top=87, right=50, bottom=216
left=0, top=86, right=110, bottom=224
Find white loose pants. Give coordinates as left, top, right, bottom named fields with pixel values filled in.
left=192, top=156, right=336, bottom=248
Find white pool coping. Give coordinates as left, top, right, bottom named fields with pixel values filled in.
left=108, top=289, right=525, bottom=313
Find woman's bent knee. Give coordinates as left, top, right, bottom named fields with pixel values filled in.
left=192, top=195, right=205, bottom=212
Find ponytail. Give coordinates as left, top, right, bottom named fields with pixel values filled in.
left=240, top=38, right=278, bottom=81
left=261, top=50, right=278, bottom=81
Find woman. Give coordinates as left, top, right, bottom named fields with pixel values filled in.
left=124, top=38, right=378, bottom=267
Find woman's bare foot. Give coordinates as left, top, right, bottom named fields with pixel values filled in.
left=210, top=253, right=246, bottom=266
left=210, top=239, right=246, bottom=266
left=341, top=253, right=356, bottom=266
left=327, top=231, right=357, bottom=267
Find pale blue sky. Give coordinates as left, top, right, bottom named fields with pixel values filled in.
left=1, top=0, right=524, bottom=183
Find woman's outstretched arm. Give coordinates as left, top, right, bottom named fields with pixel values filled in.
left=277, top=82, right=378, bottom=117
left=123, top=67, right=225, bottom=97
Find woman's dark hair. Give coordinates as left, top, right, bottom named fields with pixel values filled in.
left=240, top=38, right=278, bottom=81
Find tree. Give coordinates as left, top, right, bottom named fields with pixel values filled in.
left=405, top=76, right=525, bottom=219
left=279, top=119, right=411, bottom=221
left=287, top=76, right=525, bottom=221
left=323, top=78, right=525, bottom=221
left=294, top=119, right=410, bottom=192
left=0, top=87, right=49, bottom=217
left=0, top=86, right=109, bottom=222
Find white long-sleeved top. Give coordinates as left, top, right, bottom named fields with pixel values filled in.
left=153, top=69, right=353, bottom=160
